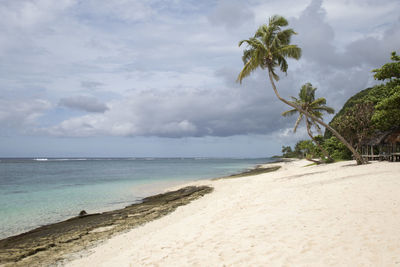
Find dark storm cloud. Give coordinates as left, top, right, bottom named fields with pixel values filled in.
left=286, top=0, right=399, bottom=112
left=47, top=81, right=294, bottom=138
left=291, top=0, right=399, bottom=69
left=58, top=96, right=109, bottom=113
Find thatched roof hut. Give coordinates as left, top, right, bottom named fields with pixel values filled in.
left=362, top=131, right=392, bottom=146
left=385, top=129, right=400, bottom=143
left=361, top=128, right=400, bottom=161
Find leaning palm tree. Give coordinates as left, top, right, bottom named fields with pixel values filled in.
left=282, top=83, right=334, bottom=162
left=237, top=15, right=365, bottom=164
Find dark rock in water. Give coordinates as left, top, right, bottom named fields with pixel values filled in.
left=79, top=210, right=87, bottom=217
left=214, top=165, right=281, bottom=180
left=0, top=185, right=213, bottom=267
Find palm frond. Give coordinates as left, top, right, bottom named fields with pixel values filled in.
left=277, top=28, right=297, bottom=45
left=311, top=111, right=323, bottom=119
left=293, top=113, right=303, bottom=132
left=276, top=55, right=288, bottom=73
left=241, top=49, right=252, bottom=64
left=269, top=68, right=280, bottom=81
left=310, top=97, right=327, bottom=106
left=269, top=15, right=288, bottom=27
left=237, top=38, right=267, bottom=83
left=281, top=108, right=297, bottom=117
left=277, top=45, right=302, bottom=60
left=237, top=57, right=260, bottom=83
left=314, top=106, right=335, bottom=114
left=238, top=39, right=249, bottom=47
left=314, top=122, right=322, bottom=135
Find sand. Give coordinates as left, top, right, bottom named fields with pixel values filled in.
left=66, top=159, right=400, bottom=266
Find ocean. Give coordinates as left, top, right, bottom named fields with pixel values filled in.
left=0, top=157, right=273, bottom=239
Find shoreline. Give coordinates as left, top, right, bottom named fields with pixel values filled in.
left=65, top=159, right=400, bottom=267
left=4, top=158, right=399, bottom=266
left=0, top=157, right=274, bottom=240
left=0, top=186, right=213, bottom=266
left=0, top=159, right=280, bottom=266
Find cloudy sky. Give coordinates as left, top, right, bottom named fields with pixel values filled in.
left=0, top=0, right=399, bottom=157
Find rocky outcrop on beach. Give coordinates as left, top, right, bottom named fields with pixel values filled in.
left=214, top=165, right=281, bottom=180
left=0, top=185, right=213, bottom=267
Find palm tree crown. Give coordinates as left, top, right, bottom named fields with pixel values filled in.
left=237, top=15, right=301, bottom=83
left=282, top=83, right=335, bottom=161
left=282, top=83, right=335, bottom=133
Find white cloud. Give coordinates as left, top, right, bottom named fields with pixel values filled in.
left=0, top=98, right=51, bottom=132
left=208, top=0, right=255, bottom=29
left=76, top=0, right=155, bottom=23
left=0, top=0, right=75, bottom=30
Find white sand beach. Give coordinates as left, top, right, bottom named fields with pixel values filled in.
left=66, top=159, right=400, bottom=266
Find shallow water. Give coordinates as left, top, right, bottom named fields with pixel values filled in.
left=0, top=157, right=272, bottom=238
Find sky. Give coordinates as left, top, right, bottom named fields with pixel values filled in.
left=0, top=0, right=399, bottom=158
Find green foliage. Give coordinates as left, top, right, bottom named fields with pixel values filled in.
left=237, top=15, right=301, bottom=83
left=325, top=87, right=373, bottom=137
left=281, top=145, right=296, bottom=158
left=323, top=137, right=352, bottom=160
left=295, top=140, right=316, bottom=158
left=282, top=83, right=334, bottom=133
left=372, top=51, right=400, bottom=80
left=372, top=85, right=400, bottom=130
left=326, top=51, right=400, bottom=142
left=313, top=135, right=324, bottom=144
left=282, top=136, right=333, bottom=160
left=330, top=102, right=375, bottom=148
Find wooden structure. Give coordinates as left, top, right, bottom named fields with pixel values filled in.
left=361, top=129, right=400, bottom=162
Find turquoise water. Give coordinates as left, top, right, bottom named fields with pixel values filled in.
left=0, top=157, right=273, bottom=239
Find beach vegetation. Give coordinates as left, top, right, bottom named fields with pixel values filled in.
left=281, top=145, right=296, bottom=158
left=323, top=136, right=352, bottom=161
left=326, top=51, right=400, bottom=158
left=283, top=136, right=351, bottom=162
left=372, top=51, right=400, bottom=81
left=282, top=137, right=324, bottom=160
left=282, top=83, right=334, bottom=162
left=330, top=102, right=375, bottom=151
left=237, top=15, right=365, bottom=164
left=294, top=140, right=318, bottom=159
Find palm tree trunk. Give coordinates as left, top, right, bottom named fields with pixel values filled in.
left=267, top=70, right=366, bottom=164
left=306, top=120, right=333, bottom=162
left=305, top=157, right=322, bottom=164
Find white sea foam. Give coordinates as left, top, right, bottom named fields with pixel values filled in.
left=34, top=158, right=48, bottom=161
